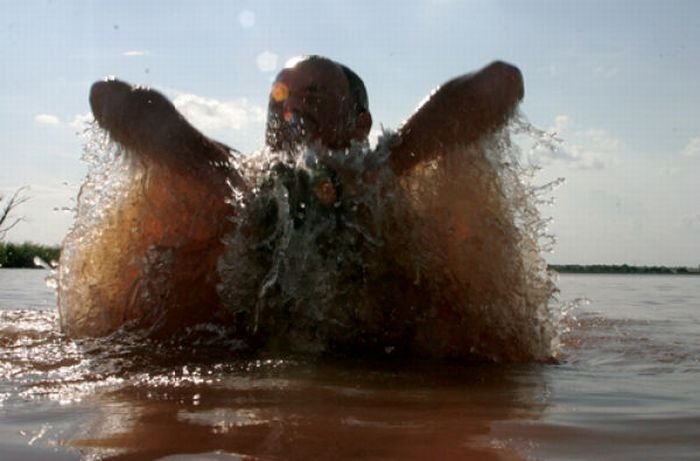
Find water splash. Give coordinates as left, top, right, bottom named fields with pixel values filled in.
left=219, top=119, right=562, bottom=361
left=58, top=114, right=564, bottom=362
left=57, top=123, right=140, bottom=337
left=58, top=119, right=232, bottom=338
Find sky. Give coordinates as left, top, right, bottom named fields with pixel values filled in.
left=1, top=0, right=699, bottom=266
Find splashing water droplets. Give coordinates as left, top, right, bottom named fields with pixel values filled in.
left=59, top=115, right=564, bottom=361
left=218, top=120, right=563, bottom=361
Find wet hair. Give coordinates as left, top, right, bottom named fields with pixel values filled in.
left=297, top=55, right=369, bottom=116
left=338, top=64, right=369, bottom=116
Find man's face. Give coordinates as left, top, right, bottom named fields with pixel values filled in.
left=265, top=59, right=358, bottom=151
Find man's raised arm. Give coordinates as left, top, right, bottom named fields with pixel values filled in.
left=389, top=61, right=524, bottom=176
left=90, top=79, right=237, bottom=179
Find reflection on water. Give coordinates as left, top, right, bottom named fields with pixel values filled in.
left=69, top=361, right=546, bottom=460
left=2, top=271, right=700, bottom=459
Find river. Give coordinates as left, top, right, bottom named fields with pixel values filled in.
left=0, top=269, right=699, bottom=460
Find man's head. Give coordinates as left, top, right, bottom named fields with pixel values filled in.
left=265, top=55, right=372, bottom=151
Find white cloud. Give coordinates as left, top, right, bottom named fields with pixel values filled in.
left=682, top=137, right=700, bottom=157
left=34, top=113, right=60, bottom=126
left=256, top=51, right=278, bottom=73
left=583, top=128, right=621, bottom=150
left=172, top=93, right=265, bottom=133
left=69, top=113, right=93, bottom=131
left=123, top=50, right=149, bottom=57
left=523, top=115, right=621, bottom=170
left=238, top=10, right=255, bottom=28
left=33, top=112, right=93, bottom=132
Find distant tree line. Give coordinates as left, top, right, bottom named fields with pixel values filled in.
left=2, top=240, right=699, bottom=275
left=0, top=242, right=60, bottom=268
left=549, top=264, right=700, bottom=275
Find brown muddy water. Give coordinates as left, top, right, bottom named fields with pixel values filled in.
left=1, top=269, right=699, bottom=460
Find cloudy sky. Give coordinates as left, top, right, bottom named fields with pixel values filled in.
left=1, top=1, right=699, bottom=266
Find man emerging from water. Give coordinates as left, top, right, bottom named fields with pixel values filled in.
left=217, top=56, right=527, bottom=355
left=59, top=55, right=534, bottom=360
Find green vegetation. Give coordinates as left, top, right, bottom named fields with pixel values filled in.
left=0, top=242, right=60, bottom=269
left=549, top=264, right=700, bottom=275
left=1, top=187, right=60, bottom=268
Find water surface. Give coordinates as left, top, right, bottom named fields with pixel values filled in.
left=1, top=270, right=699, bottom=460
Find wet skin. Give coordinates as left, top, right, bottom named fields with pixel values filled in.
left=58, top=58, right=524, bottom=339
left=59, top=80, right=244, bottom=337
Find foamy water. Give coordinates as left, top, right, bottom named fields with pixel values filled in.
left=1, top=270, right=699, bottom=460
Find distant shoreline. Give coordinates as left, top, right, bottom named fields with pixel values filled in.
left=3, top=266, right=699, bottom=275
left=2, top=242, right=699, bottom=274
left=0, top=242, right=60, bottom=269
left=548, top=264, right=700, bottom=275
